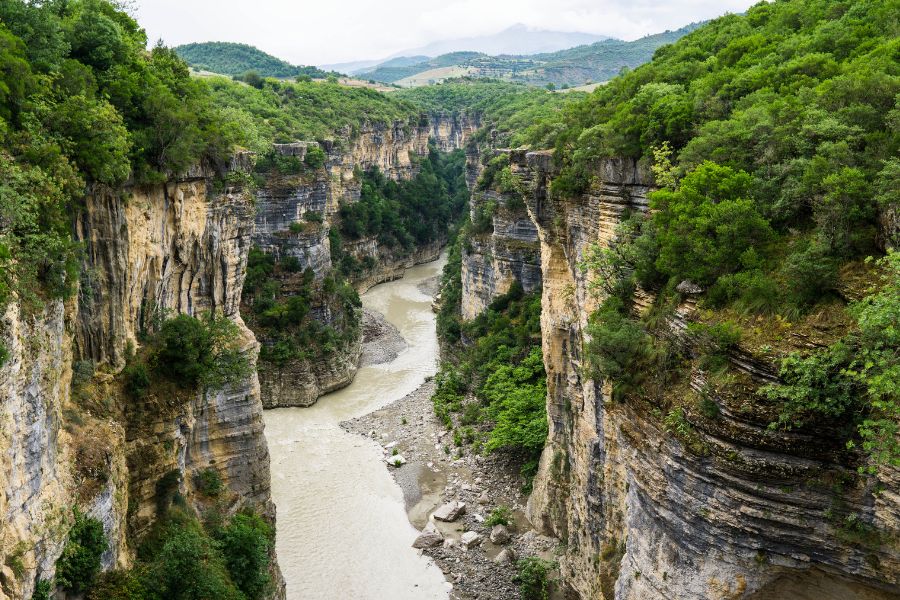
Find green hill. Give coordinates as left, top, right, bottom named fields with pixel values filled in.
left=174, top=41, right=334, bottom=79
left=359, top=25, right=700, bottom=88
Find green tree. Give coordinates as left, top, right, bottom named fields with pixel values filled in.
left=149, top=526, right=242, bottom=600
left=218, top=512, right=273, bottom=600
left=56, top=509, right=108, bottom=594
left=651, top=162, right=773, bottom=288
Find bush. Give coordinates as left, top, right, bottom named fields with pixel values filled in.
left=218, top=512, right=273, bottom=600
left=150, top=526, right=243, bottom=600
left=153, top=313, right=252, bottom=389
left=56, top=509, right=108, bottom=594
left=514, top=557, right=556, bottom=600
left=304, top=145, right=326, bottom=169
left=87, top=570, right=148, bottom=600
left=123, top=361, right=150, bottom=398
left=31, top=580, right=51, bottom=600
left=195, top=468, right=224, bottom=497
left=585, top=297, right=652, bottom=396
left=485, top=506, right=512, bottom=527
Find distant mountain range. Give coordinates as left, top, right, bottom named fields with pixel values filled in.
left=175, top=22, right=701, bottom=89
left=174, top=42, right=337, bottom=79
left=357, top=23, right=701, bottom=88
left=321, top=25, right=609, bottom=74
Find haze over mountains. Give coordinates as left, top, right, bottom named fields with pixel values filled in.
left=177, top=22, right=698, bottom=89
left=322, top=24, right=608, bottom=73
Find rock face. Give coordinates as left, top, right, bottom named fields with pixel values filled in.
left=455, top=151, right=900, bottom=599
left=0, top=161, right=285, bottom=599
left=250, top=113, right=477, bottom=408
left=461, top=150, right=542, bottom=320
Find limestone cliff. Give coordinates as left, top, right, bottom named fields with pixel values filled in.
left=455, top=150, right=900, bottom=599
left=461, top=149, right=542, bottom=320
left=0, top=160, right=284, bottom=599
left=250, top=113, right=477, bottom=408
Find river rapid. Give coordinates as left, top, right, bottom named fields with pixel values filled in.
left=263, top=256, right=451, bottom=600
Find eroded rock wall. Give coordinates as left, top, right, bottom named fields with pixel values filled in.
left=0, top=161, right=285, bottom=599
left=251, top=113, right=477, bottom=407
left=482, top=153, right=900, bottom=599
left=461, top=150, right=543, bottom=320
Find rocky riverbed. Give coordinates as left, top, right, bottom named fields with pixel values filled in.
left=343, top=277, right=562, bottom=600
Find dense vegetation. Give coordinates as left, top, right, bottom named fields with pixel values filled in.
left=562, top=0, right=899, bottom=470
left=242, top=247, right=361, bottom=368
left=55, top=509, right=108, bottom=594
left=174, top=42, right=334, bottom=79
left=434, top=276, right=547, bottom=488
left=203, top=76, right=419, bottom=152
left=396, top=80, right=583, bottom=148
left=360, top=25, right=698, bottom=88
left=0, top=0, right=251, bottom=357
left=88, top=504, right=273, bottom=600
left=337, top=147, right=469, bottom=252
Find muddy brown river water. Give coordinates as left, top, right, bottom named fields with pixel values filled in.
left=264, top=256, right=451, bottom=600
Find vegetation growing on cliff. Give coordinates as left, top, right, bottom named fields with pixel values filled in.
left=434, top=280, right=547, bottom=484
left=0, top=0, right=256, bottom=351
left=565, top=0, right=899, bottom=469
left=202, top=75, right=419, bottom=151
left=338, top=147, right=469, bottom=251
left=396, top=80, right=583, bottom=147
left=85, top=507, right=274, bottom=600
left=242, top=247, right=361, bottom=368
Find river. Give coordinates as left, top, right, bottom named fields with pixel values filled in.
left=263, top=255, right=451, bottom=600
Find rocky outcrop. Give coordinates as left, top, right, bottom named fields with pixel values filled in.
left=0, top=161, right=285, bottom=599
left=250, top=113, right=477, bottom=408
left=462, top=185, right=541, bottom=320
left=456, top=152, right=900, bottom=599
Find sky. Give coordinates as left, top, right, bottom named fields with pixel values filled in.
left=134, top=0, right=760, bottom=66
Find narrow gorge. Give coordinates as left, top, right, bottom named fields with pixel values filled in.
left=1, top=1, right=899, bottom=600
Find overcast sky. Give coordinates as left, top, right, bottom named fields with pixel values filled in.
left=135, top=0, right=760, bottom=66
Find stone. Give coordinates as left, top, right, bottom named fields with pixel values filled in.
left=490, top=524, right=511, bottom=545
left=675, top=280, right=704, bottom=295
left=494, top=548, right=516, bottom=564
left=460, top=531, right=482, bottom=549
left=412, top=523, right=444, bottom=549
left=387, top=455, right=407, bottom=467
left=433, top=501, right=466, bottom=522
left=478, top=492, right=490, bottom=505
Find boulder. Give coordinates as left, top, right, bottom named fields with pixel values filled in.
left=490, top=524, right=511, bottom=544
left=461, top=531, right=482, bottom=549
left=433, top=501, right=466, bottom=522
left=387, top=454, right=407, bottom=467
left=494, top=548, right=516, bottom=564
left=412, top=523, right=444, bottom=549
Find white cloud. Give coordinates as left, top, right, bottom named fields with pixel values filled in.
left=135, top=0, right=759, bottom=65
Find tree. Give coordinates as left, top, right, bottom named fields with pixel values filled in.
left=218, top=512, right=273, bottom=600
left=651, top=161, right=773, bottom=287
left=56, top=509, right=108, bottom=594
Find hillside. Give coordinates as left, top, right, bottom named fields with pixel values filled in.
left=359, top=23, right=699, bottom=87
left=175, top=41, right=335, bottom=78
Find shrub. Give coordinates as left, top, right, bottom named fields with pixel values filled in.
left=123, top=361, right=150, bottom=398
left=218, top=512, right=273, bottom=600
left=195, top=468, right=224, bottom=497
left=31, top=580, right=51, bottom=600
left=782, top=242, right=838, bottom=310
left=514, top=557, right=556, bottom=600
left=56, top=509, right=108, bottom=594
left=304, top=145, right=326, bottom=169
left=485, top=506, right=512, bottom=527
left=585, top=297, right=652, bottom=395
left=87, top=570, right=148, bottom=600
left=153, top=313, right=252, bottom=389
left=150, top=526, right=242, bottom=600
